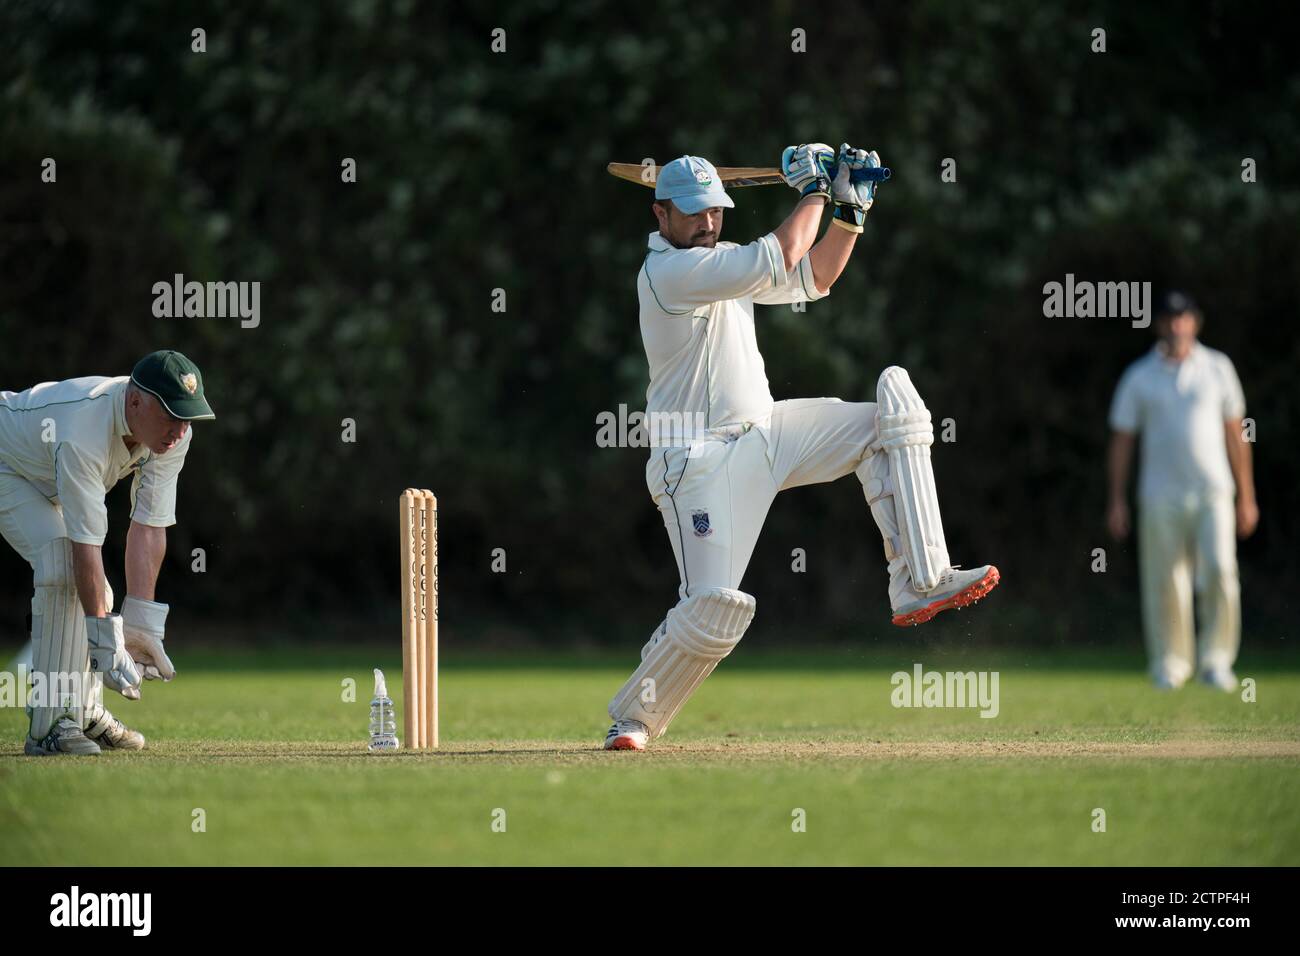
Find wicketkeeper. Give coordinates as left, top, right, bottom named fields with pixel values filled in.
left=0, top=350, right=213, bottom=755
left=603, top=147, right=1000, bottom=751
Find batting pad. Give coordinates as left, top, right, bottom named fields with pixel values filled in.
left=29, top=538, right=91, bottom=739
left=640, top=618, right=667, bottom=661
left=609, top=587, right=756, bottom=738
left=875, top=366, right=950, bottom=592
left=856, top=449, right=904, bottom=563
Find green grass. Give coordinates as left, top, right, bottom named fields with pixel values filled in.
left=1, top=646, right=1297, bottom=865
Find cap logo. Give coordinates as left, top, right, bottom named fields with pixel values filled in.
left=694, top=169, right=712, bottom=185
left=180, top=373, right=198, bottom=395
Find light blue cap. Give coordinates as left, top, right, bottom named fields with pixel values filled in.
left=654, top=156, right=734, bottom=214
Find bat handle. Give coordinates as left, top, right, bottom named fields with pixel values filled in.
left=848, top=166, right=892, bottom=183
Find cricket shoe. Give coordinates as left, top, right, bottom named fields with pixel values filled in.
left=1198, top=668, right=1239, bottom=693
left=1152, top=659, right=1192, bottom=690
left=84, top=707, right=146, bottom=750
left=24, top=717, right=102, bottom=756
left=891, top=565, right=1000, bottom=627
left=604, top=718, right=649, bottom=751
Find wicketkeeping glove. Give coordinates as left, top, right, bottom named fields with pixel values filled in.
left=830, top=143, right=884, bottom=233
left=86, top=614, right=143, bottom=699
left=122, top=595, right=176, bottom=681
left=781, top=143, right=836, bottom=202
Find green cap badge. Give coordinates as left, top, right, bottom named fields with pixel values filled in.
left=130, top=350, right=215, bottom=421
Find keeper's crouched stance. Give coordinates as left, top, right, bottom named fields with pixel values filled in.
left=604, top=149, right=999, bottom=751
left=1, top=351, right=213, bottom=755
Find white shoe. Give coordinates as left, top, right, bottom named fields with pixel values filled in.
left=891, top=565, right=1000, bottom=627
left=604, top=718, right=649, bottom=751
left=25, top=716, right=102, bottom=756
left=1152, top=671, right=1187, bottom=690
left=84, top=707, right=146, bottom=750
left=1198, top=668, right=1239, bottom=693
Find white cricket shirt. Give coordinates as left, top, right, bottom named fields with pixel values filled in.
left=638, top=230, right=828, bottom=433
left=1108, top=341, right=1246, bottom=503
left=0, top=376, right=192, bottom=544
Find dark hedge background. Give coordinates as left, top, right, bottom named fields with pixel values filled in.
left=1, top=0, right=1296, bottom=647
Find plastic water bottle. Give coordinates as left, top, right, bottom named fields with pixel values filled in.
left=368, top=668, right=399, bottom=751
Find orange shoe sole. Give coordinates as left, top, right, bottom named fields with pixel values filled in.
left=605, top=735, right=645, bottom=751
left=891, top=566, right=1001, bottom=627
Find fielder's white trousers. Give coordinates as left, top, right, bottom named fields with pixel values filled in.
left=1137, top=492, right=1240, bottom=682
left=0, top=470, right=104, bottom=738
left=646, top=398, right=879, bottom=598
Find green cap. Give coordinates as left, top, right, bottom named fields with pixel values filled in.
left=130, top=350, right=215, bottom=421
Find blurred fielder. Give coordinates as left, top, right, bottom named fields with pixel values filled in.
left=0, top=350, right=213, bottom=755
left=605, top=147, right=1000, bottom=750
left=1107, top=291, right=1257, bottom=691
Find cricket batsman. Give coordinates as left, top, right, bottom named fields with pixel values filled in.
left=604, top=147, right=1000, bottom=751
left=0, top=350, right=214, bottom=755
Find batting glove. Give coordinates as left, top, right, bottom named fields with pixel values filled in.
left=86, top=614, right=143, bottom=699
left=830, top=143, right=883, bottom=233
left=781, top=143, right=836, bottom=202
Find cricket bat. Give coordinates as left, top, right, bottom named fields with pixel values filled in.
left=606, top=162, right=891, bottom=188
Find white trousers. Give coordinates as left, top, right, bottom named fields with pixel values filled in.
left=1137, top=493, right=1240, bottom=681
left=0, top=470, right=104, bottom=738
left=646, top=398, right=879, bottom=598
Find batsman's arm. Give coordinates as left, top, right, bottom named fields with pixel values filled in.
left=125, top=520, right=167, bottom=601
left=70, top=542, right=111, bottom=617
left=808, top=223, right=857, bottom=294
left=771, top=195, right=828, bottom=274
